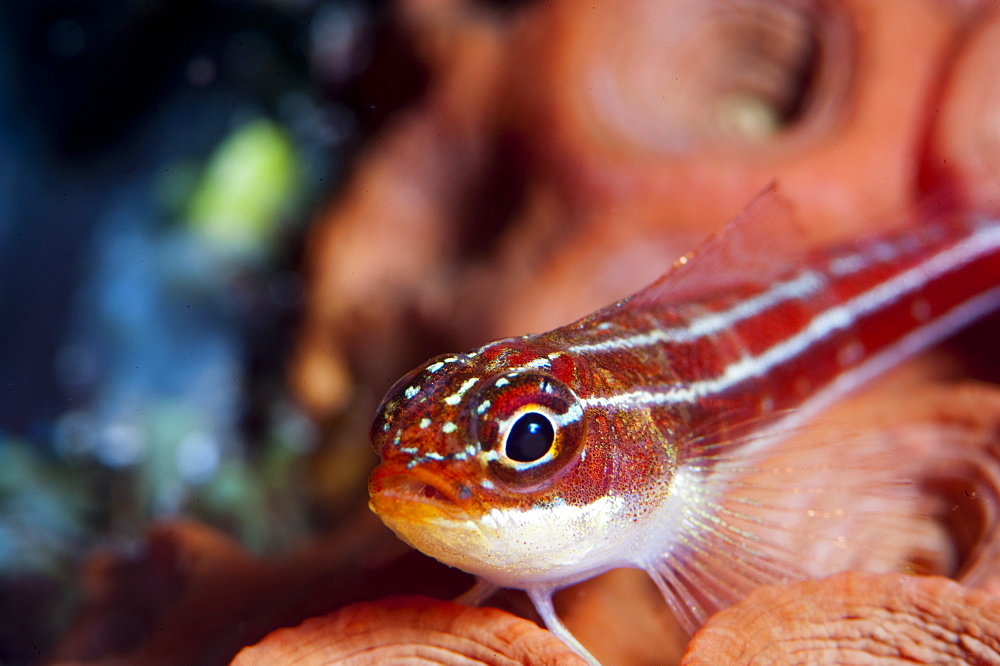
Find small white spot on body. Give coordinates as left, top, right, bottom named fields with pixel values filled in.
left=495, top=377, right=510, bottom=388
left=445, top=377, right=481, bottom=405
left=404, top=385, right=420, bottom=399
left=872, top=241, right=898, bottom=262
left=836, top=341, right=866, bottom=367
left=828, top=252, right=867, bottom=276
left=419, top=418, right=432, bottom=429
left=427, top=362, right=445, bottom=373
left=442, top=422, right=458, bottom=434
left=458, top=377, right=480, bottom=393
left=477, top=399, right=492, bottom=415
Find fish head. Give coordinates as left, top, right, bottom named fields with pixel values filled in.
left=369, top=341, right=653, bottom=588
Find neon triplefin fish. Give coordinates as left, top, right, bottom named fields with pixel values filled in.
left=368, top=190, right=1000, bottom=662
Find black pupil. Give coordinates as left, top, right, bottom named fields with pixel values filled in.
left=506, top=412, right=555, bottom=463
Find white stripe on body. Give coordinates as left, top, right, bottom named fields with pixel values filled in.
left=566, top=270, right=826, bottom=354
left=580, top=222, right=1000, bottom=410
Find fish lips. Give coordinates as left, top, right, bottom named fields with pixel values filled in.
left=368, top=463, right=478, bottom=524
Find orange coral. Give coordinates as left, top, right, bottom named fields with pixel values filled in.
left=232, top=596, right=584, bottom=665
left=683, top=571, right=1000, bottom=664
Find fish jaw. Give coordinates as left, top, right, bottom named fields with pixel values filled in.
left=369, top=463, right=640, bottom=589
left=368, top=461, right=477, bottom=523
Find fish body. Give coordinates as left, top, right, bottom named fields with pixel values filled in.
left=369, top=193, right=1000, bottom=661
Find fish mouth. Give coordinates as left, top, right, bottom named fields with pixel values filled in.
left=368, top=464, right=473, bottom=522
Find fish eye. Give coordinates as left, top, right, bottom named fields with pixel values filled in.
left=470, top=371, right=583, bottom=487
left=504, top=411, right=555, bottom=463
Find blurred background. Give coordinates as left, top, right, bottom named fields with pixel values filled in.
left=0, top=0, right=404, bottom=660
left=2, top=0, right=999, bottom=663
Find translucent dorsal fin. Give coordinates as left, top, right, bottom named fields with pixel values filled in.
left=626, top=183, right=808, bottom=309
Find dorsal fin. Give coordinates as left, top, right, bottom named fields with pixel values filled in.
left=626, top=183, right=809, bottom=308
